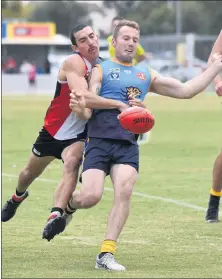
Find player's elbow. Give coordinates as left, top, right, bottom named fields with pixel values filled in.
left=181, top=84, right=195, bottom=99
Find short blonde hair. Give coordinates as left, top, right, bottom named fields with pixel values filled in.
left=113, top=20, right=140, bottom=39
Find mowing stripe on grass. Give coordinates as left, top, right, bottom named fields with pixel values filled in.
left=2, top=173, right=206, bottom=212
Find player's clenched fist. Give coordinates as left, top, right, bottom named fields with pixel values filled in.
left=211, top=54, right=222, bottom=70
left=69, top=91, right=86, bottom=111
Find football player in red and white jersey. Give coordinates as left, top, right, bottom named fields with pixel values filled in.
left=1, top=25, right=128, bottom=240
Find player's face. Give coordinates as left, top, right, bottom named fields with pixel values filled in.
left=112, top=26, right=139, bottom=63
left=73, top=26, right=99, bottom=61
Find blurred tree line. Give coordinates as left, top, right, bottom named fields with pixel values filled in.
left=2, top=0, right=221, bottom=36
left=104, top=0, right=222, bottom=35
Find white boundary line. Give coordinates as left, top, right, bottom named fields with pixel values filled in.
left=2, top=173, right=206, bottom=212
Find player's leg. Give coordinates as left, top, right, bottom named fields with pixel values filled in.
left=42, top=138, right=108, bottom=241
left=1, top=152, right=54, bottom=222
left=95, top=142, right=138, bottom=271
left=66, top=138, right=109, bottom=210
left=53, top=140, right=84, bottom=210
left=42, top=140, right=84, bottom=240
left=69, top=169, right=106, bottom=208
left=42, top=171, right=105, bottom=242
left=205, top=151, right=222, bottom=222
left=95, top=164, right=137, bottom=271
left=1, top=128, right=58, bottom=222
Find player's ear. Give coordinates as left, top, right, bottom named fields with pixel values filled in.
left=71, top=45, right=79, bottom=52
left=112, top=37, right=116, bottom=48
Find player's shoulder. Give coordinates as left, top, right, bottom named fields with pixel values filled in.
left=65, top=53, right=85, bottom=65
left=63, top=53, right=86, bottom=72
left=147, top=67, right=160, bottom=82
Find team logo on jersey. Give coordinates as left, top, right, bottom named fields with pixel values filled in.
left=137, top=72, right=146, bottom=80
left=120, top=87, right=142, bottom=100
left=127, top=87, right=142, bottom=98
left=110, top=68, right=120, bottom=80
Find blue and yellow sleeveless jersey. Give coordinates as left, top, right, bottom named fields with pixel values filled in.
left=87, top=58, right=156, bottom=144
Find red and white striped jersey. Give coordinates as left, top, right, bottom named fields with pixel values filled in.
left=43, top=54, right=92, bottom=140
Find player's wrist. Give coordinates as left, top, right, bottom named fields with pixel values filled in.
left=117, top=101, right=128, bottom=112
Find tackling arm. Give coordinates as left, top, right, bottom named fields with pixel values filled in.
left=64, top=56, right=92, bottom=120
left=82, top=66, right=128, bottom=111
left=66, top=57, right=128, bottom=119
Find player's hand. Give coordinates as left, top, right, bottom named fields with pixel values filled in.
left=118, top=102, right=129, bottom=112
left=71, top=89, right=83, bottom=98
left=211, top=54, right=222, bottom=71
left=209, top=53, right=221, bottom=63
left=215, top=81, right=222, bottom=96
left=69, top=91, right=86, bottom=111
left=129, top=98, right=146, bottom=108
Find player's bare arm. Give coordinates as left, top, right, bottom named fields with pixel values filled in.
left=62, top=55, right=92, bottom=120
left=150, top=55, right=222, bottom=99
left=208, top=30, right=222, bottom=96
left=72, top=66, right=129, bottom=112
left=88, top=65, right=102, bottom=96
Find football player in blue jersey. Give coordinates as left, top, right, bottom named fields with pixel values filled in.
left=49, top=21, right=222, bottom=271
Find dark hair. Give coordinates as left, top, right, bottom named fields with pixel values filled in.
left=112, top=16, right=123, bottom=23
left=113, top=20, right=140, bottom=39
left=69, top=24, right=92, bottom=46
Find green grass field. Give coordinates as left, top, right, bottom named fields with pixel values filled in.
left=2, top=95, right=222, bottom=278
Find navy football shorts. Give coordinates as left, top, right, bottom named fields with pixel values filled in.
left=32, top=127, right=86, bottom=160
left=82, top=138, right=139, bottom=175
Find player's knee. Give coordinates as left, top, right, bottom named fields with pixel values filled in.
left=63, top=156, right=81, bottom=173
left=81, top=192, right=102, bottom=208
left=116, top=183, right=133, bottom=201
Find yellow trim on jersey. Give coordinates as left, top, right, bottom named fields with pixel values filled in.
left=112, top=57, right=133, bottom=67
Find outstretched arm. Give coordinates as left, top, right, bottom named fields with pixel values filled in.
left=150, top=55, right=222, bottom=99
